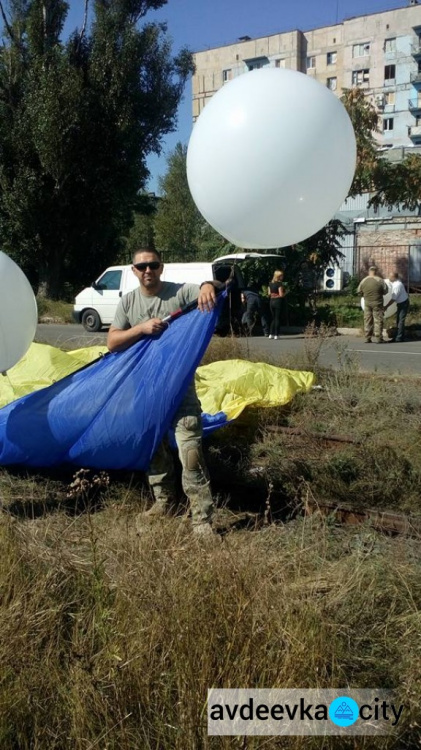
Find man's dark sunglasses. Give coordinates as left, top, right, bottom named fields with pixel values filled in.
left=133, top=261, right=161, bottom=271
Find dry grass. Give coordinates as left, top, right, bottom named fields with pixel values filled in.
left=1, top=332, right=421, bottom=748
left=1, top=505, right=421, bottom=749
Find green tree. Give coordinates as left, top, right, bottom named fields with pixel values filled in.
left=154, top=142, right=201, bottom=260
left=121, top=192, right=159, bottom=261
left=342, top=87, right=421, bottom=212
left=154, top=141, right=238, bottom=261
left=0, top=0, right=193, bottom=297
left=341, top=87, right=383, bottom=196
left=370, top=152, right=421, bottom=213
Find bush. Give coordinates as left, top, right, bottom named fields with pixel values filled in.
left=36, top=297, right=74, bottom=323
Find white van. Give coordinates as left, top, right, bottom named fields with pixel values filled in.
left=73, top=253, right=283, bottom=332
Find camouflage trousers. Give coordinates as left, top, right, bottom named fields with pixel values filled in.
left=363, top=304, right=384, bottom=342
left=148, top=384, right=213, bottom=525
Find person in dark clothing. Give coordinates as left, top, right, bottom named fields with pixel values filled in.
left=241, top=290, right=270, bottom=336
left=268, top=270, right=287, bottom=339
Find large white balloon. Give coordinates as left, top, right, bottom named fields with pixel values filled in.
left=187, top=67, right=356, bottom=248
left=0, top=252, right=38, bottom=372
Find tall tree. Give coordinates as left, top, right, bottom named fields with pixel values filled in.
left=0, top=0, right=193, bottom=297
left=370, top=152, right=421, bottom=214
left=154, top=142, right=201, bottom=260
left=342, top=87, right=421, bottom=213
left=341, top=87, right=382, bottom=196
left=122, top=191, right=159, bottom=260
left=154, top=141, right=237, bottom=261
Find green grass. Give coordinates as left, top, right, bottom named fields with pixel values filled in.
left=36, top=297, right=74, bottom=323
left=320, top=291, right=421, bottom=329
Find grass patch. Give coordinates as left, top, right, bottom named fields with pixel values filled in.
left=36, top=297, right=74, bottom=323
left=1, top=328, right=421, bottom=747
left=1, top=506, right=421, bottom=748
left=319, top=291, right=421, bottom=329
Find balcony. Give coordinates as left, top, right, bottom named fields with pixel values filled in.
left=408, top=125, right=421, bottom=141
left=409, top=98, right=421, bottom=112
left=410, top=71, right=421, bottom=84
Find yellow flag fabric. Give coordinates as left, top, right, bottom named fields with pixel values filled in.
left=0, top=343, right=107, bottom=409
left=0, top=343, right=315, bottom=416
left=196, top=359, right=315, bottom=421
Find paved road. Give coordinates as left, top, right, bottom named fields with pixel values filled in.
left=35, top=324, right=421, bottom=377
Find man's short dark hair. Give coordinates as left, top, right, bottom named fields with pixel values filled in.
left=132, top=248, right=162, bottom=263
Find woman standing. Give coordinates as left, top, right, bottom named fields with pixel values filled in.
left=268, top=270, right=287, bottom=340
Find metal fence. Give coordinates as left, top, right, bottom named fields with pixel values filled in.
left=355, top=244, right=421, bottom=288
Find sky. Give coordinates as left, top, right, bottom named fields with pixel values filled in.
left=65, top=0, right=409, bottom=193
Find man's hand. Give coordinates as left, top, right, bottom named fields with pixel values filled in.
left=140, top=318, right=167, bottom=335
left=107, top=318, right=167, bottom=352
left=198, top=282, right=217, bottom=313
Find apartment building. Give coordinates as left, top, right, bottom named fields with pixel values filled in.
left=192, top=2, right=421, bottom=148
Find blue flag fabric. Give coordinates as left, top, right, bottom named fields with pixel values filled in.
left=0, top=294, right=225, bottom=470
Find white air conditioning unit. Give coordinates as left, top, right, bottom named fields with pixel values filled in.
left=323, top=265, right=343, bottom=291
left=375, top=94, right=385, bottom=109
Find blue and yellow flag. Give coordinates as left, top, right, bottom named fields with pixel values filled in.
left=0, top=306, right=315, bottom=470
left=0, top=298, right=224, bottom=470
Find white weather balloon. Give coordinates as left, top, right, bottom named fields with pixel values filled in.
left=361, top=279, right=397, bottom=319
left=0, top=252, right=38, bottom=372
left=187, top=67, right=356, bottom=249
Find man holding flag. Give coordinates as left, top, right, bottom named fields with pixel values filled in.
left=107, top=248, right=223, bottom=537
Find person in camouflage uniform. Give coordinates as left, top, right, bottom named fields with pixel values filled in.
left=357, top=266, right=388, bottom=344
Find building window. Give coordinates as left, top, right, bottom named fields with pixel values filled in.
left=275, top=58, right=286, bottom=68
left=327, top=77, right=337, bottom=90
left=327, top=51, right=337, bottom=65
left=245, top=57, right=269, bottom=71
left=384, top=64, right=396, bottom=83
left=384, top=37, right=396, bottom=53
left=306, top=56, right=316, bottom=69
left=222, top=69, right=232, bottom=83
left=385, top=91, right=395, bottom=106
left=383, top=118, right=394, bottom=131
left=352, top=69, right=370, bottom=85
left=352, top=42, right=370, bottom=57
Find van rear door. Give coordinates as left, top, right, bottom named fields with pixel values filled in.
left=161, top=263, right=214, bottom=286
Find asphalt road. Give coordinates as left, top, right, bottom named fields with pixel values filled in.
left=35, top=324, right=421, bottom=378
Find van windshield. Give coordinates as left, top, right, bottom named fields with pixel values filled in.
left=95, top=270, right=122, bottom=290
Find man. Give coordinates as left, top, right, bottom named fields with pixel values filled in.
left=107, top=248, right=223, bottom=537
left=357, top=266, right=388, bottom=344
left=240, top=289, right=270, bottom=336
left=385, top=272, right=410, bottom=342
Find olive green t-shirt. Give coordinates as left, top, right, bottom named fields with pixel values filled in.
left=357, top=276, right=388, bottom=306
left=112, top=282, right=200, bottom=329
left=112, top=281, right=202, bottom=409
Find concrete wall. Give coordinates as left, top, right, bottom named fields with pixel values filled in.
left=192, top=4, right=421, bottom=147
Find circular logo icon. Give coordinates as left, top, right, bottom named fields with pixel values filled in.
left=329, top=697, right=359, bottom=727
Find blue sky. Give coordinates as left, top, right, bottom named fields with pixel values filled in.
left=66, top=0, right=407, bottom=193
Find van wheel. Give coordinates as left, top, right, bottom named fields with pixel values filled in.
left=81, top=309, right=102, bottom=332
